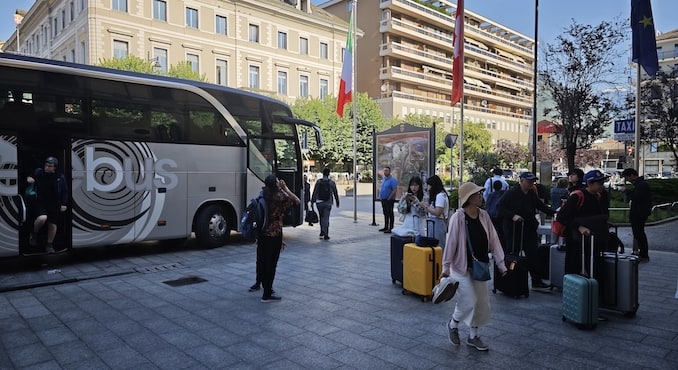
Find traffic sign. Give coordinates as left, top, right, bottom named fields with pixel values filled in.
left=614, top=118, right=634, bottom=141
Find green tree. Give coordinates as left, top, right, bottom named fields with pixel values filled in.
left=168, top=61, right=206, bottom=81
left=638, top=68, right=678, bottom=171
left=540, top=19, right=626, bottom=171
left=97, top=56, right=206, bottom=82
left=291, top=92, right=387, bottom=173
left=98, top=55, right=157, bottom=74
left=496, top=139, right=529, bottom=169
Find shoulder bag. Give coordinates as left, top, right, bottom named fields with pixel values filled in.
left=466, top=221, right=490, bottom=281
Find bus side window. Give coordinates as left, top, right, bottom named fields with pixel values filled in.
left=0, top=93, right=36, bottom=129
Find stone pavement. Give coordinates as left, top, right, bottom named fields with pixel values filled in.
left=1, top=195, right=677, bottom=369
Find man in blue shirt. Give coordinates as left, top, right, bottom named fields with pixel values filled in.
left=378, top=167, right=398, bottom=233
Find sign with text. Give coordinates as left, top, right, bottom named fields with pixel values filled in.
left=614, top=119, right=635, bottom=141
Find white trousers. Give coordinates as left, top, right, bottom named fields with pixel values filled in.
left=450, top=269, right=492, bottom=328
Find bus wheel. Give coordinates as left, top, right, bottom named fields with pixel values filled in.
left=195, top=205, right=230, bottom=248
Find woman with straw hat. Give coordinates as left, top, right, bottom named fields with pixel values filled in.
left=441, top=182, right=508, bottom=351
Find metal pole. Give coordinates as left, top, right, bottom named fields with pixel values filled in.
left=352, top=0, right=358, bottom=222
left=371, top=127, right=378, bottom=226
left=531, top=0, right=539, bottom=174
left=634, top=65, right=641, bottom=173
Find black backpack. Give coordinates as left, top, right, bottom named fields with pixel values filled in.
left=240, top=192, right=268, bottom=241
left=317, top=179, right=332, bottom=201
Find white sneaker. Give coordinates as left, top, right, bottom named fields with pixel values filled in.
left=432, top=277, right=459, bottom=304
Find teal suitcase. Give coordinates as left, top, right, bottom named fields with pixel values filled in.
left=562, top=235, right=598, bottom=330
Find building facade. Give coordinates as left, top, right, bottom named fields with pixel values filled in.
left=2, top=0, right=351, bottom=104
left=319, top=0, right=534, bottom=145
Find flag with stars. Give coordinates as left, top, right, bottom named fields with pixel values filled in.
left=631, top=0, right=659, bottom=76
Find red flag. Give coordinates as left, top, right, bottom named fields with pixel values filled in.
left=336, top=11, right=354, bottom=117
left=451, top=0, right=464, bottom=106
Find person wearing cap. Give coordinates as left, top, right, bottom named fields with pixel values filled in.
left=482, top=168, right=508, bottom=202
left=26, top=156, right=69, bottom=253
left=556, top=170, right=610, bottom=275
left=621, top=168, right=651, bottom=261
left=441, top=182, right=507, bottom=351
left=496, top=172, right=555, bottom=291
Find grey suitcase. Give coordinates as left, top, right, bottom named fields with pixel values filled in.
left=549, top=244, right=566, bottom=290
left=600, top=252, right=639, bottom=317
left=562, top=235, right=598, bottom=330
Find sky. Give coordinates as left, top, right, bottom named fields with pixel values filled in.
left=3, top=0, right=677, bottom=47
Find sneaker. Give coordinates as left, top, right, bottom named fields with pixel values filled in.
left=248, top=284, right=260, bottom=292
left=261, top=295, right=281, bottom=303
left=433, top=278, right=459, bottom=304
left=383, top=229, right=392, bottom=234
left=45, top=244, right=55, bottom=254
left=638, top=255, right=650, bottom=262
left=447, top=321, right=460, bottom=345
left=531, top=281, right=551, bottom=292
left=29, top=233, right=37, bottom=247
left=378, top=228, right=387, bottom=232
left=324, top=235, right=330, bottom=240
left=319, top=233, right=324, bottom=239
left=466, top=336, right=489, bottom=351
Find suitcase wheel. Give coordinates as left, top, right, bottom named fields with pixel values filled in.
left=392, top=279, right=396, bottom=284
left=623, top=311, right=637, bottom=318
left=402, top=289, right=407, bottom=295
left=492, top=288, right=497, bottom=294
left=562, top=316, right=566, bottom=322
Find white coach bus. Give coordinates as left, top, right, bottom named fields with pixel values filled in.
left=0, top=53, right=321, bottom=256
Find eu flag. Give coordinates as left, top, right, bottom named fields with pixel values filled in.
left=631, top=0, right=659, bottom=76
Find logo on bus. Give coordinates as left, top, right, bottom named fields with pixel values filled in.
left=84, top=147, right=178, bottom=191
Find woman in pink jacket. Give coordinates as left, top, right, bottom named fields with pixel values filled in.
left=441, top=182, right=508, bottom=351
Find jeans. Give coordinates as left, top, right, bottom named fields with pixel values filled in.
left=381, top=199, right=395, bottom=230
left=316, top=201, right=333, bottom=237
left=630, top=214, right=648, bottom=257
left=258, top=233, right=283, bottom=297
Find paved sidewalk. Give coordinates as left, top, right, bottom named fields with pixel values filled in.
left=1, top=198, right=677, bottom=369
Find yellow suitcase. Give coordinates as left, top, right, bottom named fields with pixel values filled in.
left=403, top=243, right=442, bottom=301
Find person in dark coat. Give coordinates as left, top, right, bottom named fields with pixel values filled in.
left=556, top=170, right=610, bottom=276
left=621, top=168, right=652, bottom=261
left=496, top=172, right=555, bottom=291
left=27, top=156, right=69, bottom=253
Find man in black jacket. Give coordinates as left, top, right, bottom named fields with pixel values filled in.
left=621, top=168, right=652, bottom=261
left=27, top=156, right=69, bottom=253
left=497, top=172, right=555, bottom=291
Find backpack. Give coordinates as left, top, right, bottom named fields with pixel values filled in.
left=240, top=192, right=268, bottom=241
left=316, top=179, right=331, bottom=201
left=552, top=190, right=584, bottom=237
left=485, top=185, right=504, bottom=218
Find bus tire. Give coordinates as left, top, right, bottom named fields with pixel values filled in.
left=195, top=205, right=230, bottom=249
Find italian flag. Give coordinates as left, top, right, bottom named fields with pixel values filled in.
left=336, top=11, right=354, bottom=117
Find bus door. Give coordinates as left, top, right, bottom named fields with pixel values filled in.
left=0, top=133, right=25, bottom=257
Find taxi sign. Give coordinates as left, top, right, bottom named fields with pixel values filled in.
left=614, top=119, right=634, bottom=141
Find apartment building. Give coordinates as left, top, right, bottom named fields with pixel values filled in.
left=320, top=0, right=534, bottom=145
left=1, top=0, right=352, bottom=103
left=640, top=29, right=678, bottom=176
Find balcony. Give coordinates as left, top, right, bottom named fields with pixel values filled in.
left=380, top=42, right=451, bottom=71
left=380, top=18, right=451, bottom=50
left=387, top=90, right=532, bottom=120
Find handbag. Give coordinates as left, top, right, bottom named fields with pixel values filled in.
left=551, top=218, right=566, bottom=237
left=466, top=221, right=490, bottom=281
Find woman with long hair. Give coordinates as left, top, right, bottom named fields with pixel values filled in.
left=425, top=175, right=449, bottom=247
left=395, top=176, right=426, bottom=235
left=441, top=182, right=507, bottom=351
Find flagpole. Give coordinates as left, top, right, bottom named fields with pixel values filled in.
left=351, top=0, right=358, bottom=222
left=634, top=64, right=641, bottom=173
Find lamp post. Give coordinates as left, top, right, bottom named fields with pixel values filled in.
left=14, top=11, right=24, bottom=53
left=445, top=133, right=459, bottom=187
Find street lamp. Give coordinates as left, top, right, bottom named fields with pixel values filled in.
left=445, top=133, right=459, bottom=186
left=14, top=11, right=24, bottom=54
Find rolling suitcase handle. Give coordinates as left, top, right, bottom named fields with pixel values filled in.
left=580, top=233, right=595, bottom=277
left=512, top=220, right=525, bottom=255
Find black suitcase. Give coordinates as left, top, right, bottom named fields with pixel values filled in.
left=493, top=221, right=529, bottom=298
left=390, top=234, right=414, bottom=284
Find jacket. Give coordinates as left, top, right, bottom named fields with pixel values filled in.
left=497, top=184, right=554, bottom=231
left=628, top=176, right=652, bottom=218
left=442, top=208, right=507, bottom=276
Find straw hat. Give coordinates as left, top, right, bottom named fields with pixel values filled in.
left=458, top=182, right=484, bottom=206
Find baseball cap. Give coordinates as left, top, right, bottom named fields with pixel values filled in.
left=492, top=168, right=503, bottom=176
left=45, top=157, right=58, bottom=166
left=519, top=172, right=538, bottom=181
left=584, top=170, right=606, bottom=184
